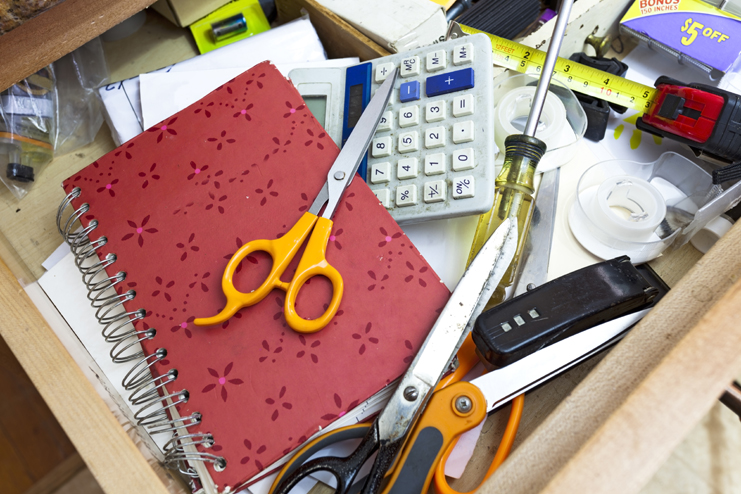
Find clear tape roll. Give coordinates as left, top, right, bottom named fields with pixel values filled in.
left=586, top=176, right=667, bottom=242
left=567, top=152, right=719, bottom=263
left=494, top=85, right=580, bottom=172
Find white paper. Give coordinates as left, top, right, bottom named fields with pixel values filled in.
left=99, top=17, right=327, bottom=146
left=402, top=215, right=479, bottom=291
left=41, top=240, right=71, bottom=271
left=37, top=252, right=170, bottom=454
left=140, top=58, right=359, bottom=131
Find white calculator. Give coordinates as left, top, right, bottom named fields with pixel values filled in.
left=289, top=33, right=496, bottom=225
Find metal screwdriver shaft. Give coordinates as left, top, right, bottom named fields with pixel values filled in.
left=523, top=0, right=575, bottom=136
left=466, top=0, right=575, bottom=307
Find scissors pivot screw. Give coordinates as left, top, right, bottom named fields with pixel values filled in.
left=403, top=386, right=419, bottom=402
left=527, top=283, right=537, bottom=291
left=455, top=396, right=473, bottom=413
left=334, top=171, right=346, bottom=180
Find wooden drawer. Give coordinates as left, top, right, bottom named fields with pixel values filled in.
left=1, top=3, right=740, bottom=494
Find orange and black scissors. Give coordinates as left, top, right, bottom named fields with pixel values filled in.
left=194, top=69, right=398, bottom=333
left=270, top=306, right=649, bottom=494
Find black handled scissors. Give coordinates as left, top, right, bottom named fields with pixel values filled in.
left=271, top=304, right=649, bottom=494
left=270, top=216, right=521, bottom=494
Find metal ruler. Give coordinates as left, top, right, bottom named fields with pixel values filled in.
left=459, top=24, right=657, bottom=113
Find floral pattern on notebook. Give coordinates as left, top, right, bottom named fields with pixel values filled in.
left=63, top=62, right=450, bottom=490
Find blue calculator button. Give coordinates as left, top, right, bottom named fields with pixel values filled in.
left=426, top=68, right=474, bottom=97
left=400, top=81, right=420, bottom=102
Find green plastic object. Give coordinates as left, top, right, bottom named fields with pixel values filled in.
left=190, top=0, right=271, bottom=54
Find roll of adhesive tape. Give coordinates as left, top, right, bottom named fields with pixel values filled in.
left=495, top=86, right=564, bottom=150
left=586, top=176, right=667, bottom=242
left=569, top=174, right=670, bottom=263
left=495, top=86, right=578, bottom=171
left=690, top=215, right=734, bottom=253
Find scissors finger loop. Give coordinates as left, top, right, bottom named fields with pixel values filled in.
left=272, top=423, right=379, bottom=494
left=194, top=214, right=318, bottom=327
left=284, top=217, right=344, bottom=333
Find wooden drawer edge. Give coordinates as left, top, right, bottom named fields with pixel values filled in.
left=0, top=255, right=169, bottom=494
left=0, top=0, right=158, bottom=91
left=481, top=220, right=741, bottom=494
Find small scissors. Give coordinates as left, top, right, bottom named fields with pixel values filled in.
left=194, top=68, right=398, bottom=333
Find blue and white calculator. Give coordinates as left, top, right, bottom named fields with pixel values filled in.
left=289, top=33, right=496, bottom=224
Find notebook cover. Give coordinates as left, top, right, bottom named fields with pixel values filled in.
left=62, top=61, right=450, bottom=490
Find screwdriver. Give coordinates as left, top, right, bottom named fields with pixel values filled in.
left=463, top=0, right=574, bottom=308
left=437, top=0, right=576, bottom=390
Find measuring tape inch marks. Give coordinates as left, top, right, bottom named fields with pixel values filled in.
left=459, top=24, right=657, bottom=113
left=458, top=24, right=741, bottom=181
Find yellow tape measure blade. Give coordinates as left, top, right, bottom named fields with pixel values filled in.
left=459, top=24, right=656, bottom=113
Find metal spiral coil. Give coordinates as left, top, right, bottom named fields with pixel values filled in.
left=129, top=369, right=178, bottom=406
left=164, top=432, right=215, bottom=453
left=56, top=188, right=225, bottom=472
left=134, top=389, right=190, bottom=429
left=147, top=412, right=201, bottom=436
left=123, top=348, right=168, bottom=390
left=110, top=327, right=156, bottom=363
left=165, top=450, right=226, bottom=473
left=102, top=309, right=146, bottom=344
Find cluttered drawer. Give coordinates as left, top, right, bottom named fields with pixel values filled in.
left=2, top=1, right=741, bottom=494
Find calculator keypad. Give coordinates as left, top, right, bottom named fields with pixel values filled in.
left=425, top=100, right=446, bottom=122
left=426, top=50, right=447, bottom=72
left=453, top=121, right=475, bottom=143
left=424, top=127, right=445, bottom=149
left=366, top=34, right=495, bottom=224
left=399, top=106, right=419, bottom=128
left=453, top=95, right=474, bottom=117
left=397, top=158, right=418, bottom=179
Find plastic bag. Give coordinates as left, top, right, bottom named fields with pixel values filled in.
left=53, top=37, right=109, bottom=154
left=0, top=66, right=56, bottom=199
left=0, top=38, right=109, bottom=200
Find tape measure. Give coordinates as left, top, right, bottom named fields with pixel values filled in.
left=459, top=24, right=657, bottom=113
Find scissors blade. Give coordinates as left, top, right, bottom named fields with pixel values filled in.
left=512, top=168, right=559, bottom=297
left=315, top=68, right=398, bottom=219
left=376, top=217, right=519, bottom=444
left=470, top=308, right=650, bottom=413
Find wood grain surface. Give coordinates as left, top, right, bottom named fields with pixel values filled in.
left=0, top=0, right=156, bottom=90
left=0, top=255, right=170, bottom=494
left=0, top=334, right=77, bottom=494
left=543, top=276, right=741, bottom=493
left=480, top=221, right=741, bottom=494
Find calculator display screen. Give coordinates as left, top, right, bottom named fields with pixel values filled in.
left=303, top=95, right=327, bottom=127
left=347, top=84, right=364, bottom=129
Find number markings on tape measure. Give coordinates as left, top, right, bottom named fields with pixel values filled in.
left=459, top=24, right=657, bottom=113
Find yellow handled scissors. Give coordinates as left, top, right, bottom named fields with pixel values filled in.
left=194, top=67, right=398, bottom=333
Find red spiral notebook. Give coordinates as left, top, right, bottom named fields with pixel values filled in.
left=62, top=62, right=450, bottom=491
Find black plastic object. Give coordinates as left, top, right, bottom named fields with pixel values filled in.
left=454, top=0, right=541, bottom=40
left=258, top=0, right=276, bottom=22
left=579, top=97, right=611, bottom=141
left=446, top=0, right=473, bottom=21
left=568, top=53, right=629, bottom=142
left=636, top=76, right=741, bottom=184
left=6, top=162, right=34, bottom=183
left=473, top=256, right=668, bottom=369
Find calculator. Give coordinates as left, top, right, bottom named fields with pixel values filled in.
left=289, top=33, right=496, bottom=225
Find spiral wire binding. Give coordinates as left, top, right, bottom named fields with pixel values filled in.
left=57, top=188, right=226, bottom=476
